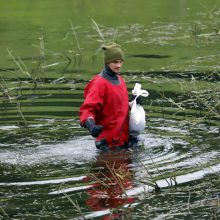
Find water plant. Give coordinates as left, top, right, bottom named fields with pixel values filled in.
left=90, top=17, right=106, bottom=62
left=161, top=73, right=220, bottom=122
left=0, top=206, right=9, bottom=218
left=91, top=17, right=105, bottom=43
left=69, top=20, right=83, bottom=73
left=87, top=158, right=132, bottom=198
left=7, top=48, right=39, bottom=89
left=134, top=157, right=161, bottom=191
left=63, top=192, right=86, bottom=220
left=38, top=35, right=46, bottom=75
left=183, top=76, right=220, bottom=120
left=0, top=74, right=13, bottom=105
left=0, top=72, right=28, bottom=127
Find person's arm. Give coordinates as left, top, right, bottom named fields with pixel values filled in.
left=79, top=79, right=104, bottom=137
left=84, top=117, right=103, bottom=138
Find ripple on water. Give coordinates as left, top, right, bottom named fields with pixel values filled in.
left=0, top=125, right=19, bottom=130
left=0, top=119, right=219, bottom=219
left=0, top=136, right=97, bottom=165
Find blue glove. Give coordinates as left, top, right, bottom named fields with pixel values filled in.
left=85, top=118, right=103, bottom=138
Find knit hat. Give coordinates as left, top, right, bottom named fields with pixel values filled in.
left=102, top=43, right=124, bottom=64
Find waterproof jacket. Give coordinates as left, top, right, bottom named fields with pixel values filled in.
left=79, top=72, right=129, bottom=148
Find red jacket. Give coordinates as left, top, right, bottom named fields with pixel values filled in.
left=79, top=74, right=129, bottom=147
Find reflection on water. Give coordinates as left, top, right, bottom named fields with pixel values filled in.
left=0, top=118, right=219, bottom=218
left=84, top=151, right=139, bottom=220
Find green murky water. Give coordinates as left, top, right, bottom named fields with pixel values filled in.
left=0, top=0, right=220, bottom=219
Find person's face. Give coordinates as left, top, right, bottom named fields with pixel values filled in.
left=107, top=60, right=123, bottom=74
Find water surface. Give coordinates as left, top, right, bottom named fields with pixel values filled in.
left=0, top=0, right=220, bottom=219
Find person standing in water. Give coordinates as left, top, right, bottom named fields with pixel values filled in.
left=79, top=43, right=138, bottom=151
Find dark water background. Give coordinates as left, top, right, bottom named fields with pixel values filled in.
left=0, top=0, right=220, bottom=219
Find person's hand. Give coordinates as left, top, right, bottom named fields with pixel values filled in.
left=130, top=95, right=143, bottom=105
left=90, top=124, right=103, bottom=138
left=85, top=118, right=103, bottom=138
left=136, top=96, right=143, bottom=105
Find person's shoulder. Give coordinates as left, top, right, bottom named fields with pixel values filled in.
left=118, top=74, right=126, bottom=84
left=90, top=74, right=106, bottom=85
left=85, top=74, right=106, bottom=91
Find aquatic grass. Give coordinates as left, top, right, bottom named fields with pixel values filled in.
left=63, top=192, right=86, bottom=220
left=87, top=158, right=134, bottom=199
left=5, top=25, right=219, bottom=129
left=7, top=48, right=39, bottom=89
left=164, top=97, right=185, bottom=111
left=90, top=18, right=122, bottom=62
left=69, top=20, right=83, bottom=73
left=88, top=171, right=110, bottom=188
left=91, top=17, right=105, bottom=43
left=104, top=161, right=129, bottom=197
left=187, top=188, right=191, bottom=215
left=182, top=77, right=220, bottom=120
left=199, top=2, right=218, bottom=20
left=35, top=35, right=67, bottom=79
left=31, top=37, right=70, bottom=76
left=0, top=206, right=9, bottom=218
left=38, top=35, right=46, bottom=74
left=90, top=17, right=106, bottom=62
left=0, top=73, right=28, bottom=127
left=16, top=101, right=28, bottom=128
left=7, top=48, right=31, bottom=78
left=1, top=45, right=84, bottom=126
left=159, top=73, right=220, bottom=122
left=148, top=154, right=177, bottom=188
left=134, top=157, right=160, bottom=191
left=0, top=74, right=14, bottom=103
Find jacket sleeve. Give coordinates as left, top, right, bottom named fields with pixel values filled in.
left=79, top=78, right=105, bottom=125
